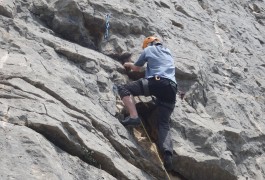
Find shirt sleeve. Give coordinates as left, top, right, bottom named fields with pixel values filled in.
left=134, top=50, right=147, bottom=67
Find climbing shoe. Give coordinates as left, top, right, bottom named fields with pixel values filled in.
left=121, top=116, right=141, bottom=127
left=164, top=151, right=173, bottom=171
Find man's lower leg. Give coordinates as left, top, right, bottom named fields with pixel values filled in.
left=121, top=96, right=141, bottom=127
left=122, top=95, right=138, bottom=118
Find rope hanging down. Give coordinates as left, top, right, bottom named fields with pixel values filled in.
left=104, top=14, right=111, bottom=40
left=136, top=97, right=172, bottom=180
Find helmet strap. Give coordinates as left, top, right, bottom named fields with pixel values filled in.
left=149, top=41, right=161, bottom=47
left=148, top=42, right=155, bottom=47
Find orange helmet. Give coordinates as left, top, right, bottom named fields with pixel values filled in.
left=142, top=36, right=160, bottom=49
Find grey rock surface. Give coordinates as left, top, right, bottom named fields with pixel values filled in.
left=0, top=121, right=116, bottom=180
left=0, top=0, right=265, bottom=180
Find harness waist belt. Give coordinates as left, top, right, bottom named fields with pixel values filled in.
left=148, top=75, right=166, bottom=80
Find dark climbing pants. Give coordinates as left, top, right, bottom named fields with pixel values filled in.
left=118, top=78, right=177, bottom=154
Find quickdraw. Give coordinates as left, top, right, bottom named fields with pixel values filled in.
left=104, top=13, right=111, bottom=40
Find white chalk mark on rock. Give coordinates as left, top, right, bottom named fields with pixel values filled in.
left=0, top=52, right=9, bottom=68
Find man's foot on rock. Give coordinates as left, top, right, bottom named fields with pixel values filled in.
left=121, top=116, right=141, bottom=127
left=164, top=151, right=173, bottom=171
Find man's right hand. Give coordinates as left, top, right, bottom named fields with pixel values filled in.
left=123, top=62, right=134, bottom=69
left=123, top=62, right=141, bottom=72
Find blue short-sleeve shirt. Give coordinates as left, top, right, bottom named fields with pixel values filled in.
left=134, top=44, right=177, bottom=84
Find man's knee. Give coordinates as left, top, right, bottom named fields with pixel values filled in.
left=117, top=84, right=131, bottom=99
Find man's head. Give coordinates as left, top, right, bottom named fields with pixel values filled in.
left=142, top=36, right=161, bottom=49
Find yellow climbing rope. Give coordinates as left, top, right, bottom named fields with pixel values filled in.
left=139, top=120, right=172, bottom=180
left=136, top=97, right=172, bottom=180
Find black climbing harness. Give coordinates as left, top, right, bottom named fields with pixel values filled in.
left=141, top=78, right=150, bottom=96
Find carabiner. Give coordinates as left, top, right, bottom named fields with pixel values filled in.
left=155, top=75, right=160, bottom=80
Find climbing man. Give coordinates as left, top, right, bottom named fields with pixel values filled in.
left=117, top=36, right=177, bottom=171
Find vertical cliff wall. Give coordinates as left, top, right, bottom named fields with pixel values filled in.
left=0, top=0, right=265, bottom=180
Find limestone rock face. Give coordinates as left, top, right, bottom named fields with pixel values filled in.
left=0, top=0, right=264, bottom=180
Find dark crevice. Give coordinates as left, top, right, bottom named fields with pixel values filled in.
left=154, top=1, right=161, bottom=7
left=0, top=80, right=46, bottom=99
left=0, top=83, right=35, bottom=100
left=160, top=2, right=171, bottom=9
left=0, top=94, right=25, bottom=99
left=250, top=3, right=261, bottom=13
left=26, top=121, right=128, bottom=179
left=198, top=0, right=204, bottom=9
left=256, top=80, right=261, bottom=87
left=174, top=5, right=193, bottom=18
left=108, top=52, right=132, bottom=64
left=258, top=38, right=264, bottom=45
left=171, top=20, right=184, bottom=29
left=82, top=13, right=105, bottom=51
left=197, top=0, right=209, bottom=10
left=64, top=110, right=89, bottom=122
left=30, top=2, right=99, bottom=50
left=63, top=111, right=96, bottom=134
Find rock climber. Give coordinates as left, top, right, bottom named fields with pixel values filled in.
left=117, top=36, right=177, bottom=171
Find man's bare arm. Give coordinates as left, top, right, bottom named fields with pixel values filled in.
left=123, top=62, right=141, bottom=72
